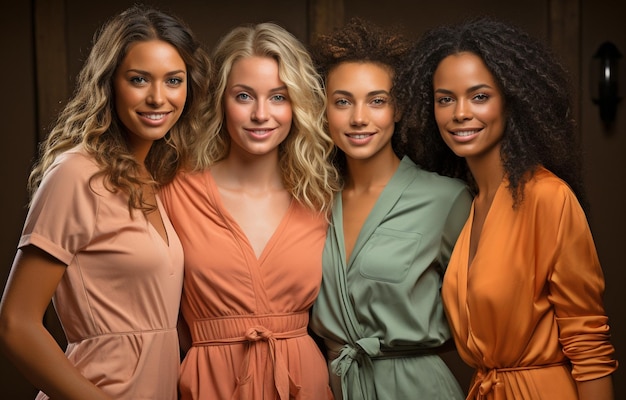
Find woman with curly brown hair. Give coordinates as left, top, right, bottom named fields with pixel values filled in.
left=397, top=16, right=618, bottom=399
left=309, top=18, right=471, bottom=400
left=0, top=5, right=210, bottom=399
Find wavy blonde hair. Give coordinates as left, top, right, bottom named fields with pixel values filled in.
left=192, top=22, right=338, bottom=215
left=28, top=5, right=211, bottom=214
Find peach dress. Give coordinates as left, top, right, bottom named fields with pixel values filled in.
left=161, top=170, right=333, bottom=400
left=20, top=147, right=184, bottom=399
left=442, top=167, right=618, bottom=399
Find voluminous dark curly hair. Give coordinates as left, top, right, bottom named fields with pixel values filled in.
left=396, top=16, right=587, bottom=209
left=311, top=18, right=412, bottom=180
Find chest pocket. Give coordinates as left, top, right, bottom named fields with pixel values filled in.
left=357, top=227, right=422, bottom=283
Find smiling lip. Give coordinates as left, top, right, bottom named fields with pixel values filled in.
left=345, top=132, right=376, bottom=142
left=138, top=112, right=171, bottom=125
left=450, top=128, right=480, bottom=136
left=246, top=128, right=276, bottom=138
left=344, top=131, right=375, bottom=145
left=347, top=133, right=373, bottom=139
left=447, top=128, right=482, bottom=141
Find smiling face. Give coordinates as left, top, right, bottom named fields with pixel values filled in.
left=223, top=56, right=293, bottom=159
left=114, top=39, right=187, bottom=160
left=326, top=62, right=397, bottom=162
left=433, top=52, right=506, bottom=164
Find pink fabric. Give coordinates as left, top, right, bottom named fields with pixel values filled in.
left=21, top=147, right=184, bottom=399
left=161, top=170, right=333, bottom=400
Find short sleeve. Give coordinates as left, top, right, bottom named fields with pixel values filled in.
left=19, top=150, right=101, bottom=265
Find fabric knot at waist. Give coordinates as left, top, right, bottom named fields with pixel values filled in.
left=190, top=311, right=309, bottom=345
left=468, top=362, right=568, bottom=400
left=191, top=312, right=308, bottom=400
left=326, top=338, right=441, bottom=400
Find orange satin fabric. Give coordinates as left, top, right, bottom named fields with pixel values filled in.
left=442, top=168, right=617, bottom=399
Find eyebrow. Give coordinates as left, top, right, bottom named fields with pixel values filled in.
left=231, top=84, right=288, bottom=93
left=435, top=83, right=493, bottom=94
left=331, top=89, right=390, bottom=97
left=124, top=68, right=186, bottom=76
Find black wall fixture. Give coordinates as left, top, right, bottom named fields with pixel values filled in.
left=591, top=41, right=622, bottom=130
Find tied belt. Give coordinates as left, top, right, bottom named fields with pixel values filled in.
left=191, top=312, right=309, bottom=400
left=467, top=362, right=568, bottom=399
left=327, top=338, right=440, bottom=400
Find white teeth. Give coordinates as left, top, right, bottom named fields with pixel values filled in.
left=349, top=134, right=370, bottom=139
left=454, top=130, right=477, bottom=137
left=144, top=113, right=166, bottom=120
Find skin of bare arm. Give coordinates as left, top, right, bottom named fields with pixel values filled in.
left=0, top=245, right=114, bottom=400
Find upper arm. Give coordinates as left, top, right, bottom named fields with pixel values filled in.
left=0, top=245, right=67, bottom=326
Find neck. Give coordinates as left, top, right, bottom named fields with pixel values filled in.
left=212, top=150, right=284, bottom=192
left=344, top=149, right=401, bottom=192
left=466, top=151, right=505, bottom=201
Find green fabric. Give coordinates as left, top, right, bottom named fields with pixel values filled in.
left=311, top=156, right=472, bottom=400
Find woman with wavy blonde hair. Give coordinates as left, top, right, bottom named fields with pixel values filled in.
left=0, top=5, right=210, bottom=400
left=160, top=22, right=338, bottom=400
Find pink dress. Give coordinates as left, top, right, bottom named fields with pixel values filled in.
left=161, top=170, right=333, bottom=400
left=20, top=147, right=184, bottom=399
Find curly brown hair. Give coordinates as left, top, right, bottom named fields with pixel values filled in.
left=311, top=18, right=413, bottom=180
left=397, top=16, right=587, bottom=209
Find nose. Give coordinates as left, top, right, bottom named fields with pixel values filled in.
left=251, top=101, right=269, bottom=122
left=453, top=99, right=473, bottom=122
left=147, top=84, right=165, bottom=107
left=350, top=103, right=368, bottom=126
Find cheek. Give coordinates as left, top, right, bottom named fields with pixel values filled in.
left=326, top=109, right=346, bottom=133
left=173, top=88, right=188, bottom=109
left=376, top=109, right=396, bottom=130
left=277, top=105, right=293, bottom=126
left=114, top=90, right=133, bottom=122
left=433, top=109, right=446, bottom=130
left=480, top=106, right=506, bottom=132
left=113, top=87, right=130, bottom=112
left=225, top=101, right=245, bottom=124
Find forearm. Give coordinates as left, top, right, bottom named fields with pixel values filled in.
left=0, top=319, right=113, bottom=400
left=576, top=375, right=614, bottom=400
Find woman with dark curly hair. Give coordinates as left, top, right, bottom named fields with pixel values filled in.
left=397, top=16, right=618, bottom=399
left=0, top=5, right=210, bottom=399
left=309, top=18, right=472, bottom=400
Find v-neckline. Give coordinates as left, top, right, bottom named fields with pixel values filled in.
left=335, top=156, right=414, bottom=269
left=466, top=179, right=505, bottom=270
left=205, top=171, right=293, bottom=262
left=146, top=193, right=170, bottom=247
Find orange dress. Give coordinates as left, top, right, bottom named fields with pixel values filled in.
left=442, top=167, right=618, bottom=399
left=161, top=170, right=333, bottom=400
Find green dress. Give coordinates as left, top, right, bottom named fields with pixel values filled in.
left=310, top=157, right=472, bottom=400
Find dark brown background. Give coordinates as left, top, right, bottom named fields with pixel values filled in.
left=2, top=0, right=624, bottom=398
